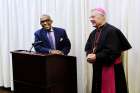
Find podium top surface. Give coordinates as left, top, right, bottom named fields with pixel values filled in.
left=11, top=50, right=76, bottom=58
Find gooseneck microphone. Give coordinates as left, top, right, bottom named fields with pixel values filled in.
left=29, top=41, right=43, bottom=52
left=32, top=41, right=43, bottom=46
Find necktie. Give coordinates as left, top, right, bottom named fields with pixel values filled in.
left=48, top=32, right=55, bottom=49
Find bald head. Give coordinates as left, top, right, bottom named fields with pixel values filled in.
left=40, top=15, right=52, bottom=22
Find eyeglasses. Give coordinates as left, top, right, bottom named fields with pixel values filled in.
left=40, top=19, right=51, bottom=23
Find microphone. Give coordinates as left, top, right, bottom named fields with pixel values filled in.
left=29, top=41, right=43, bottom=52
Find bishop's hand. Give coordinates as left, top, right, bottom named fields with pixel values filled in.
left=87, top=53, right=96, bottom=63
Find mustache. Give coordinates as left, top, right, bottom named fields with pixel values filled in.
left=42, top=24, right=51, bottom=27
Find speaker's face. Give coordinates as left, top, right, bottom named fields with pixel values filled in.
left=40, top=15, right=53, bottom=30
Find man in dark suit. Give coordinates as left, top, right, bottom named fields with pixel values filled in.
left=34, top=15, right=71, bottom=55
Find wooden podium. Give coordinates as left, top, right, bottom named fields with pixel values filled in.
left=11, top=50, right=77, bottom=93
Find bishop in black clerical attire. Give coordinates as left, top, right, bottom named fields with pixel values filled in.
left=85, top=8, right=132, bottom=93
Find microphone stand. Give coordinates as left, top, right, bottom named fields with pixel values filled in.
left=29, top=44, right=34, bottom=52
left=29, top=41, right=43, bottom=52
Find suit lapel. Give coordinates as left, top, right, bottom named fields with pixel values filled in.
left=53, top=27, right=60, bottom=48
left=41, top=29, right=51, bottom=47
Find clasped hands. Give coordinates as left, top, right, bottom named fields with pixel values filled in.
left=87, top=53, right=96, bottom=63
left=49, top=50, right=64, bottom=55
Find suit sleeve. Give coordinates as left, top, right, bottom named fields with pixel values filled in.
left=61, top=30, right=71, bottom=55
left=34, top=32, right=50, bottom=53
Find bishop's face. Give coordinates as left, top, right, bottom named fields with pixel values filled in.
left=40, top=15, right=53, bottom=30
left=90, top=11, right=105, bottom=28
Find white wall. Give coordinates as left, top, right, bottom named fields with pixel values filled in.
left=0, top=0, right=140, bottom=93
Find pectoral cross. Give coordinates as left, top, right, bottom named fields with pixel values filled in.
left=93, top=47, right=96, bottom=53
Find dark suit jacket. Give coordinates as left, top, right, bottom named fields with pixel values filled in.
left=34, top=27, right=71, bottom=55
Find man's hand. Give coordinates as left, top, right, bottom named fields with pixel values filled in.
left=50, top=50, right=64, bottom=55
left=87, top=53, right=96, bottom=63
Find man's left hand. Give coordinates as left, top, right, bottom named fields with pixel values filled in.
left=50, top=50, right=64, bottom=55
